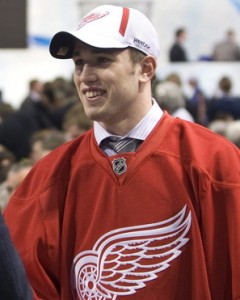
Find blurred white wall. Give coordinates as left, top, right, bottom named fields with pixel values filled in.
left=0, top=0, right=240, bottom=107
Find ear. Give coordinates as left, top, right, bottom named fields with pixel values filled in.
left=139, top=56, right=157, bottom=83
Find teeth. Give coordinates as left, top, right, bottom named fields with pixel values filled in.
left=85, top=90, right=102, bottom=98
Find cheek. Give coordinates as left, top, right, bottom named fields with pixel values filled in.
left=120, top=74, right=139, bottom=96
left=73, top=74, right=79, bottom=88
left=114, top=69, right=136, bottom=88
left=73, top=76, right=81, bottom=95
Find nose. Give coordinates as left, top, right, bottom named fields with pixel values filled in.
left=79, top=64, right=98, bottom=83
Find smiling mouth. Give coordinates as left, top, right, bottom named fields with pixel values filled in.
left=85, top=90, right=105, bottom=98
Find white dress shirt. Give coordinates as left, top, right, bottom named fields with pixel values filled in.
left=94, top=99, right=163, bottom=156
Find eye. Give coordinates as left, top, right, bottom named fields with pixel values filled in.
left=97, top=56, right=111, bottom=64
left=74, top=58, right=84, bottom=67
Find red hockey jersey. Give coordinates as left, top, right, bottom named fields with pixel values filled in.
left=4, top=112, right=240, bottom=300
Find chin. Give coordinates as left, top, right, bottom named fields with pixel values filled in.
left=85, top=111, right=101, bottom=122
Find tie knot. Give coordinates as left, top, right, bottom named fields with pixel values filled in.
left=101, top=137, right=142, bottom=154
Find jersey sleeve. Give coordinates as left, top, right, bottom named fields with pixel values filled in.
left=3, top=164, right=68, bottom=300
left=195, top=144, right=240, bottom=299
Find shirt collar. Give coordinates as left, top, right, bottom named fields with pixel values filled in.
left=94, top=99, right=163, bottom=145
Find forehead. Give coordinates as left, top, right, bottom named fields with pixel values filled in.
left=72, top=40, right=126, bottom=57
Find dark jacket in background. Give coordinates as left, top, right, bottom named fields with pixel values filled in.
left=0, top=213, right=33, bottom=299
left=0, top=101, right=74, bottom=160
left=169, top=43, right=187, bottom=62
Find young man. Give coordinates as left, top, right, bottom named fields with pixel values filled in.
left=4, top=5, right=240, bottom=300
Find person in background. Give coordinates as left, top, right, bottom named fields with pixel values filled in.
left=3, top=5, right=240, bottom=300
left=169, top=27, right=188, bottom=62
left=0, top=145, right=16, bottom=184
left=30, top=129, right=67, bottom=163
left=0, top=80, right=73, bottom=161
left=225, top=120, right=240, bottom=147
left=0, top=102, right=15, bottom=124
left=0, top=82, right=59, bottom=160
left=0, top=146, right=16, bottom=211
left=0, top=159, right=33, bottom=212
left=20, top=79, right=44, bottom=111
left=212, top=29, right=240, bottom=61
left=153, top=80, right=194, bottom=122
left=207, top=119, right=228, bottom=137
left=62, top=102, right=93, bottom=141
left=51, top=77, right=79, bottom=107
left=213, top=75, right=234, bottom=99
left=165, top=72, right=182, bottom=87
left=187, top=76, right=209, bottom=126
left=0, top=212, right=33, bottom=299
left=208, top=75, right=240, bottom=121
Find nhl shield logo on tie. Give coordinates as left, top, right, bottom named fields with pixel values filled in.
left=112, top=157, right=127, bottom=175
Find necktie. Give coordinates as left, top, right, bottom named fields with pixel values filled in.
left=101, top=137, right=142, bottom=154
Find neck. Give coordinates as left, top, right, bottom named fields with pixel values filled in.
left=100, top=98, right=153, bottom=136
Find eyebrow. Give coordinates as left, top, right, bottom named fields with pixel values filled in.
left=72, top=46, right=124, bottom=57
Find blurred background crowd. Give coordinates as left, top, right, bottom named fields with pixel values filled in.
left=1, top=0, right=240, bottom=211
left=0, top=77, right=93, bottom=211
left=0, top=68, right=240, bottom=212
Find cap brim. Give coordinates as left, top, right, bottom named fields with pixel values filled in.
left=49, top=32, right=77, bottom=59
left=49, top=31, right=129, bottom=59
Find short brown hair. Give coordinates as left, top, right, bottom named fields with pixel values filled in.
left=128, top=47, right=156, bottom=87
left=128, top=47, right=146, bottom=64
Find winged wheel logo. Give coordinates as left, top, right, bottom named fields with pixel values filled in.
left=72, top=206, right=191, bottom=299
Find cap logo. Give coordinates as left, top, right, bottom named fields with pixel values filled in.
left=57, top=46, right=70, bottom=56
left=77, top=11, right=109, bottom=30
left=133, top=37, right=150, bottom=51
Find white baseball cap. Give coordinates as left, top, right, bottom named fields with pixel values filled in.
left=49, top=5, right=160, bottom=60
